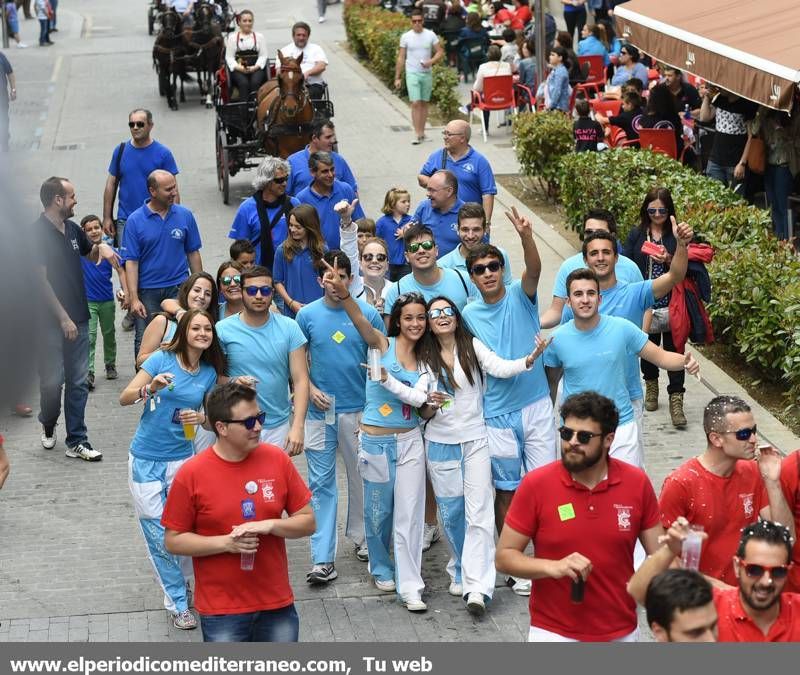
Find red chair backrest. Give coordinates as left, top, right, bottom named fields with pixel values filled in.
left=589, top=98, right=621, bottom=117
left=638, top=127, right=677, bottom=159
left=577, top=55, right=604, bottom=83
left=481, top=75, right=515, bottom=109
left=607, top=125, right=628, bottom=148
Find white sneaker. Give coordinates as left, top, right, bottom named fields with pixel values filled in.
left=458, top=104, right=470, bottom=116
left=466, top=592, right=486, bottom=616
left=318, top=15, right=325, bottom=23
left=374, top=577, right=396, bottom=592
left=448, top=581, right=463, bottom=597
left=172, top=609, right=197, bottom=630
left=422, top=523, right=441, bottom=551
left=16, top=42, right=28, bottom=48
left=401, top=594, right=427, bottom=612
left=65, top=441, right=103, bottom=462
left=506, top=576, right=531, bottom=596
left=41, top=425, right=56, bottom=450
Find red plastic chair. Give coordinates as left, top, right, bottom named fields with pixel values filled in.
left=513, top=82, right=535, bottom=112
left=638, top=127, right=688, bottom=162
left=589, top=98, right=621, bottom=118
left=607, top=125, right=637, bottom=149
left=575, top=55, right=605, bottom=98
left=471, top=75, right=516, bottom=142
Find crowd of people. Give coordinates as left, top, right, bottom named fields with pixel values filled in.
left=5, top=1, right=800, bottom=646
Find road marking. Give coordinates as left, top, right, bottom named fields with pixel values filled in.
left=50, top=56, right=62, bottom=84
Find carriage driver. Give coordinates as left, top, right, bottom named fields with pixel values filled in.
left=225, top=9, right=269, bottom=101
left=279, top=22, right=329, bottom=102
left=167, top=0, right=194, bottom=27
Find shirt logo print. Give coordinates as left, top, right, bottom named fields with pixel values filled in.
left=740, top=493, right=755, bottom=518
left=331, top=330, right=346, bottom=344
left=614, top=504, right=632, bottom=531
left=259, top=479, right=275, bottom=503
left=170, top=228, right=184, bottom=240
left=70, top=238, right=80, bottom=251
left=378, top=403, right=393, bottom=417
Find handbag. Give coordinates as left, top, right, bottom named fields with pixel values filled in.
left=747, top=136, right=766, bottom=175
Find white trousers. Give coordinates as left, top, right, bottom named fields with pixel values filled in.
left=528, top=626, right=640, bottom=642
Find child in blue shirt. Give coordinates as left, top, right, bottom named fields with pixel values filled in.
left=375, top=187, right=412, bottom=281
left=80, top=215, right=128, bottom=390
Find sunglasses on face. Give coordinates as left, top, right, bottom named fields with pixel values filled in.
left=559, top=425, right=603, bottom=444
left=407, top=240, right=435, bottom=253
left=362, top=253, right=387, bottom=263
left=128, top=121, right=147, bottom=129
left=220, top=275, right=241, bottom=286
left=428, top=306, right=455, bottom=319
left=469, top=261, right=502, bottom=276
left=740, top=561, right=791, bottom=580
left=647, top=207, right=669, bottom=215
left=244, top=285, right=273, bottom=297
left=721, top=425, right=757, bottom=441
left=271, top=176, right=288, bottom=184
left=221, top=411, right=266, bottom=430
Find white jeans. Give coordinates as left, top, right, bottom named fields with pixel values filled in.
left=528, top=626, right=640, bottom=642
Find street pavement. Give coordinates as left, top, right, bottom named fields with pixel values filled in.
left=1, top=0, right=798, bottom=643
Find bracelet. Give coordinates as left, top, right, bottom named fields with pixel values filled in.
left=340, top=292, right=351, bottom=301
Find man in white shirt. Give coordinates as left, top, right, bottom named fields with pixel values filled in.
left=168, top=0, right=194, bottom=26
left=280, top=21, right=329, bottom=102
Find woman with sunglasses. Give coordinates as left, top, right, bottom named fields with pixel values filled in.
left=137, top=272, right=219, bottom=369
left=623, top=187, right=687, bottom=428
left=216, top=260, right=245, bottom=320
left=320, top=259, right=431, bottom=611
left=120, top=309, right=227, bottom=631
left=357, top=237, right=390, bottom=312
left=378, top=296, right=547, bottom=615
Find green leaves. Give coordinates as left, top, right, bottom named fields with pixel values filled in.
left=512, top=112, right=574, bottom=198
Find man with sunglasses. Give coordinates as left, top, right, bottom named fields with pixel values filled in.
left=463, top=207, right=554, bottom=596
left=629, top=518, right=800, bottom=642
left=497, top=391, right=665, bottom=641
left=411, top=169, right=463, bottom=256
left=295, top=251, right=385, bottom=584
left=382, top=224, right=473, bottom=321
left=286, top=119, right=357, bottom=198
left=215, top=266, right=309, bottom=457
left=228, top=156, right=299, bottom=267
left=659, top=395, right=794, bottom=586
left=163, top=381, right=315, bottom=642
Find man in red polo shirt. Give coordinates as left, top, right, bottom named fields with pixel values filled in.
left=162, top=382, right=315, bottom=642
left=629, top=518, right=800, bottom=642
left=780, top=450, right=800, bottom=593
left=496, top=391, right=664, bottom=642
left=659, top=395, right=794, bottom=586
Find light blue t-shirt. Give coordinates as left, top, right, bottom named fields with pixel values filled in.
left=544, top=314, right=649, bottom=425
left=561, top=280, right=656, bottom=401
left=216, top=312, right=308, bottom=429
left=382, top=267, right=473, bottom=315
left=297, top=297, right=386, bottom=418
left=462, top=280, right=549, bottom=417
left=553, top=251, right=643, bottom=299
left=130, top=350, right=217, bottom=461
left=419, top=147, right=497, bottom=206
left=611, top=61, right=650, bottom=88
left=438, top=245, right=512, bottom=297
left=272, top=245, right=324, bottom=318
left=362, top=338, right=422, bottom=429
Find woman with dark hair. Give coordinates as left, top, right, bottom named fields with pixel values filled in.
left=623, top=187, right=686, bottom=428
left=639, top=82, right=684, bottom=155
left=553, top=31, right=584, bottom=84
left=376, top=295, right=547, bottom=616
left=537, top=45, right=572, bottom=112
left=120, top=309, right=226, bottom=631
left=320, top=267, right=431, bottom=612
left=216, top=260, right=245, bottom=320
left=610, top=42, right=649, bottom=86
left=138, top=272, right=219, bottom=369
left=224, top=10, right=268, bottom=101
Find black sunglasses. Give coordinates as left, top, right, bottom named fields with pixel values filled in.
left=362, top=253, right=387, bottom=263
left=244, top=285, right=273, bottom=297
left=559, top=425, right=603, bottom=444
left=272, top=176, right=288, bottom=184
left=128, top=121, right=147, bottom=129
left=721, top=425, right=757, bottom=441
left=469, top=261, right=503, bottom=276
left=647, top=207, right=669, bottom=215
left=220, top=275, right=241, bottom=286
left=220, top=411, right=266, bottom=430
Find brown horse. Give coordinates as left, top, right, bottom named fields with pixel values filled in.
left=255, top=51, right=315, bottom=159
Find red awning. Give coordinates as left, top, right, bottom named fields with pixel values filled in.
left=614, top=0, right=800, bottom=111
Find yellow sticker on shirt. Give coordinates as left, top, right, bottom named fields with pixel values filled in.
left=558, top=503, right=576, bottom=521
left=378, top=403, right=393, bottom=417
left=332, top=330, right=346, bottom=344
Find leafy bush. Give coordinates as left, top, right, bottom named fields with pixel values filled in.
left=559, top=147, right=800, bottom=407
left=344, top=3, right=461, bottom=120
left=512, top=111, right=574, bottom=198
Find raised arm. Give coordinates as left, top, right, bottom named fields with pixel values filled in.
left=505, top=206, right=541, bottom=298
left=757, top=448, right=796, bottom=541
left=334, top=199, right=364, bottom=298
left=651, top=217, right=692, bottom=300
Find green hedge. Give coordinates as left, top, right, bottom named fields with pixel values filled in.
left=557, top=148, right=800, bottom=407
left=512, top=112, right=574, bottom=197
left=343, top=3, right=460, bottom=120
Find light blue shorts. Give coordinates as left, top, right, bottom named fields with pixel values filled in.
left=406, top=71, right=433, bottom=102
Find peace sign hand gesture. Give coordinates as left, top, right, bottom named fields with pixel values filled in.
left=320, top=255, right=350, bottom=300
left=505, top=206, right=533, bottom=238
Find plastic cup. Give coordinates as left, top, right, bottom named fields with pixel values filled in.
left=181, top=410, right=197, bottom=440
left=368, top=348, right=382, bottom=382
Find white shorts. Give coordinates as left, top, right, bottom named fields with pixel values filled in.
left=608, top=419, right=641, bottom=468
left=528, top=625, right=639, bottom=642
left=260, top=420, right=290, bottom=448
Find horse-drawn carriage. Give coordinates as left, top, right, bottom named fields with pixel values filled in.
left=149, top=0, right=235, bottom=36
left=214, top=52, right=335, bottom=204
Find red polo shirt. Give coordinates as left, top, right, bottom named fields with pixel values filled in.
left=505, top=458, right=660, bottom=641
left=779, top=451, right=800, bottom=593
left=659, top=457, right=768, bottom=586
left=714, top=588, right=800, bottom=642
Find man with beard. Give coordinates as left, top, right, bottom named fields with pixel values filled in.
left=628, top=518, right=800, bottom=642
left=495, top=391, right=665, bottom=641
left=36, top=177, right=121, bottom=459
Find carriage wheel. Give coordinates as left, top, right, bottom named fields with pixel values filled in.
left=216, top=130, right=230, bottom=205
left=148, top=8, right=155, bottom=36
